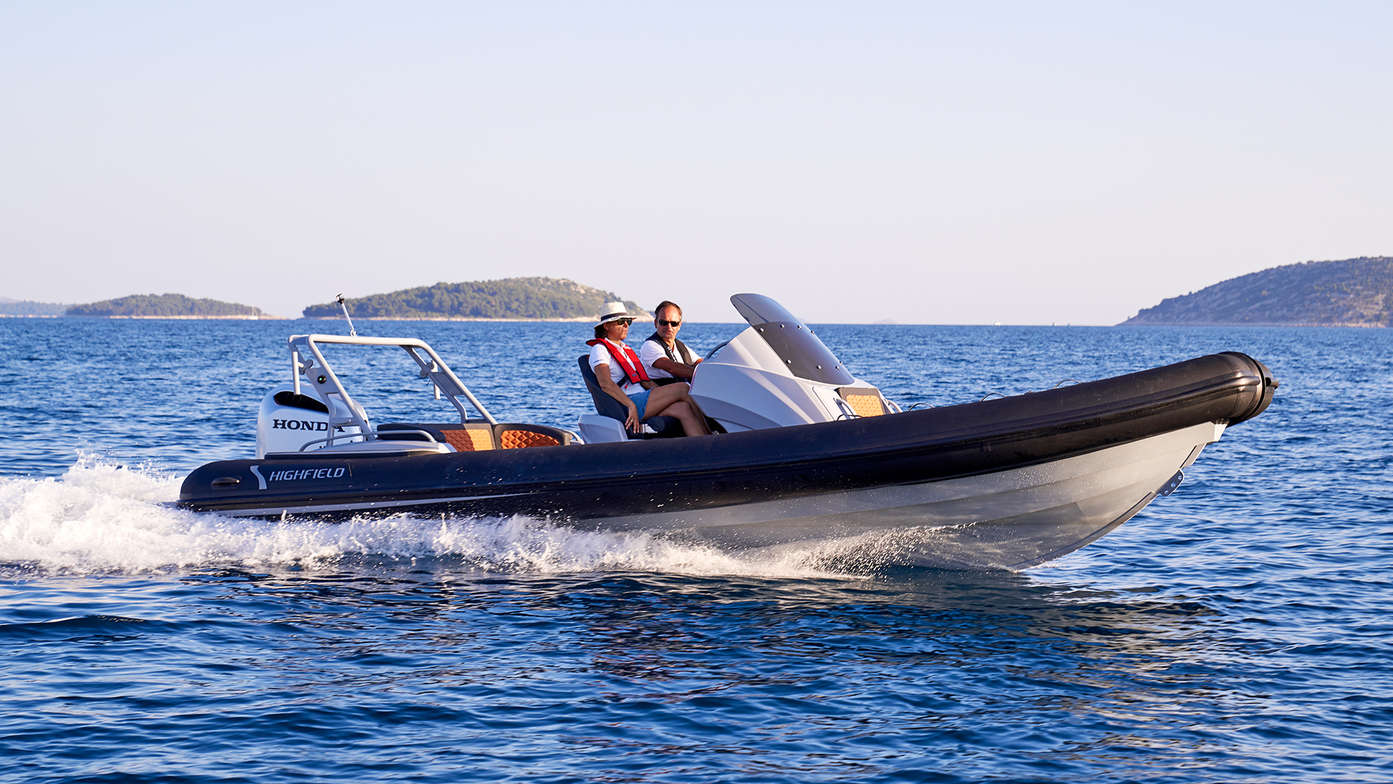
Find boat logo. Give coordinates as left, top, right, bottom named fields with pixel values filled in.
left=271, top=419, right=340, bottom=432
left=247, top=464, right=346, bottom=491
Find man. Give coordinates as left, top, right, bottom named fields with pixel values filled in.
left=639, top=300, right=701, bottom=384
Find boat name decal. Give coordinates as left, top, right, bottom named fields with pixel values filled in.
left=264, top=467, right=347, bottom=482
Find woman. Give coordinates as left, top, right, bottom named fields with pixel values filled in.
left=587, top=302, right=712, bottom=436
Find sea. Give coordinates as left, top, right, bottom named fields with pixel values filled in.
left=0, top=317, right=1388, bottom=783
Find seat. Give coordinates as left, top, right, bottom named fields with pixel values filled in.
left=492, top=423, right=571, bottom=449
left=378, top=422, right=572, bottom=450
left=837, top=387, right=891, bottom=417
left=577, top=356, right=682, bottom=439
left=379, top=422, right=492, bottom=450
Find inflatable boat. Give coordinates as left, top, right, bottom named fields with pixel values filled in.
left=179, top=294, right=1277, bottom=569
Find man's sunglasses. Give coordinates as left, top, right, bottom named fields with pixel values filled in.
left=657, top=319, right=681, bottom=327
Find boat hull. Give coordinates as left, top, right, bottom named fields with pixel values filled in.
left=179, top=352, right=1277, bottom=569
left=602, top=421, right=1222, bottom=570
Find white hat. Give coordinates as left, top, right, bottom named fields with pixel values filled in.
left=595, top=301, right=643, bottom=326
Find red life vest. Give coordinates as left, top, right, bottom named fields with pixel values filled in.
left=587, top=339, right=651, bottom=387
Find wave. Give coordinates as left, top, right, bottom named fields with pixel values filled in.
left=0, top=457, right=854, bottom=579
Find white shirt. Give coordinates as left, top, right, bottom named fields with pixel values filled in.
left=639, top=338, right=677, bottom=380
left=588, top=340, right=645, bottom=396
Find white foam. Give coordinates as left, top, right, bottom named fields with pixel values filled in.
left=0, top=458, right=852, bottom=579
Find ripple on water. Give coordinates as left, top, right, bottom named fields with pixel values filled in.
left=0, top=322, right=1389, bottom=782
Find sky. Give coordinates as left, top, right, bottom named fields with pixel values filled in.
left=2, top=2, right=1390, bottom=324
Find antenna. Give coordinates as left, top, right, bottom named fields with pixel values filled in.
left=335, top=293, right=358, bottom=336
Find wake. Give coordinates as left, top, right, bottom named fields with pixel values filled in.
left=0, top=458, right=857, bottom=578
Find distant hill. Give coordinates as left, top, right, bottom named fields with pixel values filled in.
left=303, top=277, right=645, bottom=320
left=0, top=298, right=69, bottom=317
left=67, top=293, right=270, bottom=318
left=1122, top=257, right=1393, bottom=326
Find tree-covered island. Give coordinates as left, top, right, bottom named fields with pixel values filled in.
left=302, top=277, right=645, bottom=319
left=66, top=294, right=270, bottom=318
left=1122, top=257, right=1393, bottom=326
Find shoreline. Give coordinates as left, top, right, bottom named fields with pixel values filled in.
left=320, top=316, right=599, bottom=323
left=5, top=313, right=1388, bottom=327
left=1, top=314, right=595, bottom=321
left=63, top=314, right=270, bottom=320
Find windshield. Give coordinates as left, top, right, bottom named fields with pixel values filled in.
left=729, top=293, right=855, bottom=385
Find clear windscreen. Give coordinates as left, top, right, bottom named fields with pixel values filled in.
left=729, top=293, right=855, bottom=385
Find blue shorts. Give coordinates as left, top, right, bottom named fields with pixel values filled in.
left=627, top=389, right=651, bottom=419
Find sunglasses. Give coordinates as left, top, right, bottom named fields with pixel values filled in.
left=657, top=319, right=681, bottom=327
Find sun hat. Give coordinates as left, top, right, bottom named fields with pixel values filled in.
left=595, top=301, right=643, bottom=326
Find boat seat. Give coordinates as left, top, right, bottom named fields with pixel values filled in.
left=378, top=422, right=573, bottom=451
left=837, top=387, right=891, bottom=417
left=577, top=356, right=682, bottom=439
left=493, top=423, right=571, bottom=449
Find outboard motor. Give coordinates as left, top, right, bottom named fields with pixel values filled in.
left=255, top=390, right=363, bottom=458
left=690, top=294, right=895, bottom=433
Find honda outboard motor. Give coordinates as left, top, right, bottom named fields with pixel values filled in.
left=255, top=390, right=363, bottom=458
left=690, top=294, right=894, bottom=432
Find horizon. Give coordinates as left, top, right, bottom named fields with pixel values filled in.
left=3, top=3, right=1390, bottom=324
left=8, top=254, right=1391, bottom=325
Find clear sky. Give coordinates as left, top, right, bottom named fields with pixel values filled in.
left=3, top=2, right=1389, bottom=323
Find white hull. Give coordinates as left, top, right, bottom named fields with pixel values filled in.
left=583, top=422, right=1226, bottom=570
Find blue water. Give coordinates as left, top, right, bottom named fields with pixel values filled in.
left=1, top=318, right=1390, bottom=783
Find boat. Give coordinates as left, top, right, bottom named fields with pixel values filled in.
left=178, top=294, right=1277, bottom=569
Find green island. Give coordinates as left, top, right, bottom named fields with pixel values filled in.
left=303, top=277, right=644, bottom=320
left=66, top=294, right=270, bottom=318
left=1122, top=257, right=1393, bottom=326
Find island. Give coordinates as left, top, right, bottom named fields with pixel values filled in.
left=66, top=294, right=271, bottom=318
left=302, top=277, right=645, bottom=320
left=0, top=298, right=70, bottom=317
left=1122, top=257, right=1393, bottom=327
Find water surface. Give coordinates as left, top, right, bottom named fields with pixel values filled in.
left=0, top=318, right=1388, bottom=782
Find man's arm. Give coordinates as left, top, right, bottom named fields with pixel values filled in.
left=650, top=356, right=700, bottom=380
left=641, top=338, right=701, bottom=380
